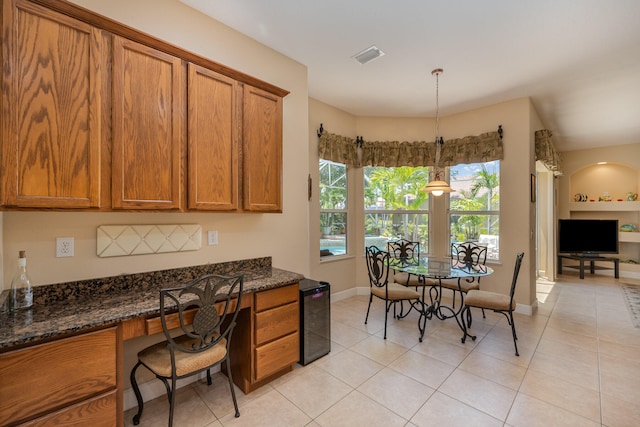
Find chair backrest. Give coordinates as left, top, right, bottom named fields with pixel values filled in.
left=365, top=246, right=390, bottom=289
left=388, top=239, right=420, bottom=259
left=509, top=252, right=525, bottom=306
left=451, top=241, right=488, bottom=265
left=160, top=274, right=244, bottom=355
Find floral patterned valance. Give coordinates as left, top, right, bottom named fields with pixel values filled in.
left=318, top=129, right=503, bottom=168
left=535, top=129, right=563, bottom=176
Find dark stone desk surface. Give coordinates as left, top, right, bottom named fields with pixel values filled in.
left=0, top=257, right=304, bottom=350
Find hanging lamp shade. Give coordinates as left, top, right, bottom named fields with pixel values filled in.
left=422, top=169, right=454, bottom=196
left=422, top=179, right=454, bottom=196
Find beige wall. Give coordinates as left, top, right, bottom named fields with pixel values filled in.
left=559, top=143, right=640, bottom=215
left=2, top=0, right=311, bottom=288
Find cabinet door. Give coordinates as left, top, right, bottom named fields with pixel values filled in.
left=242, top=85, right=283, bottom=212
left=112, top=36, right=184, bottom=210
left=1, top=0, right=104, bottom=208
left=187, top=64, right=239, bottom=210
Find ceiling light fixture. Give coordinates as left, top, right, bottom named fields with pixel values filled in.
left=352, top=45, right=385, bottom=65
left=422, top=68, right=454, bottom=196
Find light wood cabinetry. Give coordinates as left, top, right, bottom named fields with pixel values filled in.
left=253, top=284, right=299, bottom=381
left=242, top=85, right=283, bottom=212
left=0, top=327, right=120, bottom=426
left=228, top=283, right=299, bottom=393
left=1, top=0, right=106, bottom=208
left=111, top=36, right=184, bottom=210
left=1, top=0, right=287, bottom=213
left=187, top=64, right=240, bottom=211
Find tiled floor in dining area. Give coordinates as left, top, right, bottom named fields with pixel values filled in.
left=124, top=273, right=640, bottom=427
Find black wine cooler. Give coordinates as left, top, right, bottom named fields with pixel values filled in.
left=299, top=279, right=331, bottom=365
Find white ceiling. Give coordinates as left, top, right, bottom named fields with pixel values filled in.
left=180, top=0, right=640, bottom=152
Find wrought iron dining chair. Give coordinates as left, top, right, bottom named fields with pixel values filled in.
left=461, top=252, right=524, bottom=356
left=442, top=242, right=488, bottom=321
left=130, top=274, right=244, bottom=426
left=388, top=239, right=438, bottom=311
left=387, top=239, right=422, bottom=287
left=365, top=246, right=421, bottom=339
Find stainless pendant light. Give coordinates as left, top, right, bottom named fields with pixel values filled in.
left=423, top=68, right=454, bottom=196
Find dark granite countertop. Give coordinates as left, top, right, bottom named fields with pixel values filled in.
left=0, top=257, right=304, bottom=350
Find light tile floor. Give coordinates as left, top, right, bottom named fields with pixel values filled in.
left=124, top=274, right=640, bottom=426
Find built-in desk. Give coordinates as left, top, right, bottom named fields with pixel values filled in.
left=557, top=254, right=620, bottom=279
left=0, top=257, right=304, bottom=427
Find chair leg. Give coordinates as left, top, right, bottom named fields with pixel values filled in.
left=383, top=300, right=390, bottom=339
left=168, top=377, right=177, bottom=427
left=460, top=306, right=477, bottom=344
left=130, top=362, right=144, bottom=426
left=481, top=308, right=486, bottom=318
left=207, top=368, right=212, bottom=385
left=509, top=311, right=519, bottom=357
left=159, top=377, right=172, bottom=404
left=225, top=356, right=241, bottom=417
left=452, top=290, right=456, bottom=308
left=365, top=294, right=373, bottom=324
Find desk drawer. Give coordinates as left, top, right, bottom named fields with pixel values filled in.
left=21, top=390, right=117, bottom=427
left=254, top=284, right=298, bottom=312
left=0, top=327, right=117, bottom=425
left=255, top=301, right=298, bottom=345
left=145, top=298, right=239, bottom=336
left=254, top=332, right=298, bottom=381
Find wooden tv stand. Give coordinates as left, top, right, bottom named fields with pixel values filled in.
left=557, top=254, right=619, bottom=279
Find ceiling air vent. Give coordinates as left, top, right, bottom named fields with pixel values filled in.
left=352, top=45, right=385, bottom=65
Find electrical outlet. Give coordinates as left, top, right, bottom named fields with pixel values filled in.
left=56, top=237, right=74, bottom=257
left=207, top=230, right=218, bottom=246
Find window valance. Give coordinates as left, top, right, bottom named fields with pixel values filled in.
left=535, top=129, right=563, bottom=176
left=318, top=128, right=503, bottom=168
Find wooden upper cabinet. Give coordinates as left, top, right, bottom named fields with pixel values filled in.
left=111, top=36, right=184, bottom=210
left=187, top=64, right=240, bottom=211
left=1, top=0, right=105, bottom=208
left=242, top=85, right=283, bottom=212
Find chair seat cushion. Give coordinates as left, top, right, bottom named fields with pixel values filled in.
left=440, top=279, right=479, bottom=293
left=372, top=282, right=421, bottom=300
left=138, top=334, right=227, bottom=378
left=393, top=272, right=437, bottom=287
left=465, top=289, right=515, bottom=311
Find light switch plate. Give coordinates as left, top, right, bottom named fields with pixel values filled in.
left=207, top=230, right=218, bottom=246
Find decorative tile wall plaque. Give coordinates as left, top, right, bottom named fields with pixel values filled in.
left=97, top=224, right=202, bottom=257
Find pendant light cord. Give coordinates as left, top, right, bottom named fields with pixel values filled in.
left=432, top=68, right=443, bottom=173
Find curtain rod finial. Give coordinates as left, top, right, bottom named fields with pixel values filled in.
left=498, top=125, right=503, bottom=139
left=317, top=123, right=324, bottom=138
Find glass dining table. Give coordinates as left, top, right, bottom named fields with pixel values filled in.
left=388, top=256, right=493, bottom=341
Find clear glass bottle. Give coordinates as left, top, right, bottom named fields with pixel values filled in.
left=10, top=250, right=33, bottom=311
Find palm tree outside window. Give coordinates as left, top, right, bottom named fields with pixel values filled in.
left=449, top=161, right=501, bottom=260
left=363, top=166, right=431, bottom=252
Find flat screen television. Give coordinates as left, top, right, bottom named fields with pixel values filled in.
left=558, top=219, right=619, bottom=256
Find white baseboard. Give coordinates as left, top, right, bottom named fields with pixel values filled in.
left=330, top=286, right=372, bottom=302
